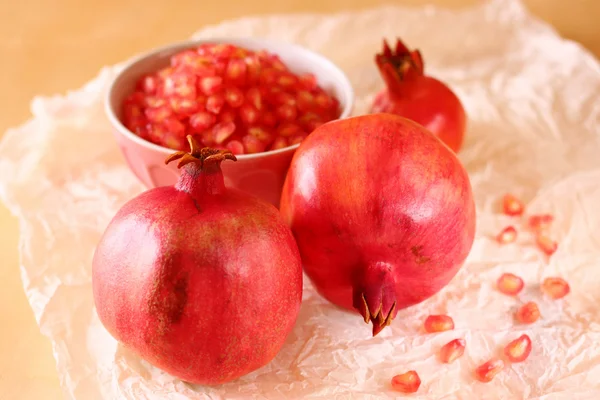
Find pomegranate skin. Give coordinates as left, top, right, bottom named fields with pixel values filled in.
left=371, top=77, right=466, bottom=153
left=92, top=145, right=303, bottom=385
left=280, top=114, right=475, bottom=335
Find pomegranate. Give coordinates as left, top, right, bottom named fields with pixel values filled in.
left=92, top=136, right=303, bottom=385
left=370, top=39, right=467, bottom=153
left=280, top=114, right=476, bottom=335
left=123, top=43, right=340, bottom=154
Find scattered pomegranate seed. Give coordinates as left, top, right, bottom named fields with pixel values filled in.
left=496, top=226, right=517, bottom=244
left=475, top=359, right=504, bottom=383
left=528, top=214, right=554, bottom=232
left=122, top=43, right=341, bottom=151
left=439, top=338, right=466, bottom=363
left=502, top=194, right=525, bottom=216
left=541, top=277, right=570, bottom=299
left=424, top=315, right=454, bottom=333
left=515, top=301, right=540, bottom=324
left=391, top=371, right=421, bottom=393
left=536, top=234, right=558, bottom=256
left=496, top=273, right=524, bottom=296
left=504, top=334, right=532, bottom=363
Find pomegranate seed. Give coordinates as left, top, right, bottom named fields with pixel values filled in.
left=162, top=117, right=186, bottom=137
left=261, top=111, right=277, bottom=128
left=225, top=87, right=244, bottom=108
left=541, top=277, right=570, bottom=299
left=218, top=108, right=237, bottom=124
left=314, top=92, right=333, bottom=110
left=260, top=68, right=279, bottom=85
left=289, top=134, right=307, bottom=146
left=475, top=359, right=504, bottom=383
left=242, top=135, right=266, bottom=154
left=138, top=75, right=158, bottom=94
left=270, top=137, right=288, bottom=150
left=144, top=96, right=166, bottom=108
left=299, top=73, right=318, bottom=90
left=244, top=55, right=262, bottom=83
left=528, top=214, right=554, bottom=232
left=226, top=140, right=245, bottom=155
left=439, top=338, right=466, bottom=364
left=212, top=122, right=236, bottom=144
left=162, top=73, right=197, bottom=98
left=496, top=273, right=524, bottom=296
left=160, top=131, right=187, bottom=150
left=189, top=112, right=216, bottom=132
left=296, top=90, right=314, bottom=112
left=536, top=234, right=558, bottom=256
left=277, top=73, right=298, bottom=87
left=273, top=92, right=296, bottom=107
left=496, top=226, right=517, bottom=244
left=145, top=105, right=172, bottom=122
left=270, top=58, right=288, bottom=72
left=225, top=59, right=247, bottom=84
left=502, top=194, right=525, bottom=216
left=199, top=76, right=224, bottom=96
left=391, top=371, right=421, bottom=393
left=169, top=98, right=200, bottom=115
left=277, top=123, right=302, bottom=138
left=424, top=315, right=454, bottom=333
left=206, top=94, right=225, bottom=114
left=504, top=334, right=532, bottom=363
left=276, top=104, right=298, bottom=122
left=515, top=301, right=540, bottom=324
left=246, top=87, right=262, bottom=110
left=248, top=127, right=273, bottom=143
left=239, top=104, right=259, bottom=125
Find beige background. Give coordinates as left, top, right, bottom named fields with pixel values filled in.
left=0, top=1, right=598, bottom=398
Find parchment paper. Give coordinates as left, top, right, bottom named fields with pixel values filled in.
left=1, top=0, right=600, bottom=398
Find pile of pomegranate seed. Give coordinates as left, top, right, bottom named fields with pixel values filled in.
left=121, top=43, right=341, bottom=154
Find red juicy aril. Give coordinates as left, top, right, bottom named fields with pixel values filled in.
left=92, top=136, right=303, bottom=384
left=371, top=39, right=467, bottom=153
left=122, top=43, right=340, bottom=154
left=280, top=114, right=476, bottom=335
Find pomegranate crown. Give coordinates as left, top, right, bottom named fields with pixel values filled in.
left=165, top=135, right=237, bottom=169
left=375, top=38, right=424, bottom=88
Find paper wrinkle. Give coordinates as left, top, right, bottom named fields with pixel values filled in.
left=1, top=0, right=600, bottom=398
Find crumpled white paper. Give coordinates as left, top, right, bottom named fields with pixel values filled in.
left=1, top=0, right=600, bottom=398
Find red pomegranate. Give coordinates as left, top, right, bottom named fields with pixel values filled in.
left=92, top=136, right=303, bottom=384
left=280, top=114, right=475, bottom=336
left=371, top=39, right=467, bottom=153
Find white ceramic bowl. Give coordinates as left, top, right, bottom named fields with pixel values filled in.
left=105, top=37, right=354, bottom=206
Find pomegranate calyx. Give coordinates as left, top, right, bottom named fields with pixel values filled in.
left=165, top=135, right=237, bottom=169
left=375, top=38, right=424, bottom=90
left=352, top=263, right=398, bottom=336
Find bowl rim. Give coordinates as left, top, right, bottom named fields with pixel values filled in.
left=105, top=36, right=355, bottom=160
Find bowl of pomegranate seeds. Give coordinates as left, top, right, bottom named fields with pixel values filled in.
left=105, top=38, right=354, bottom=206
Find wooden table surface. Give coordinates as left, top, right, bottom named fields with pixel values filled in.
left=0, top=0, right=598, bottom=398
